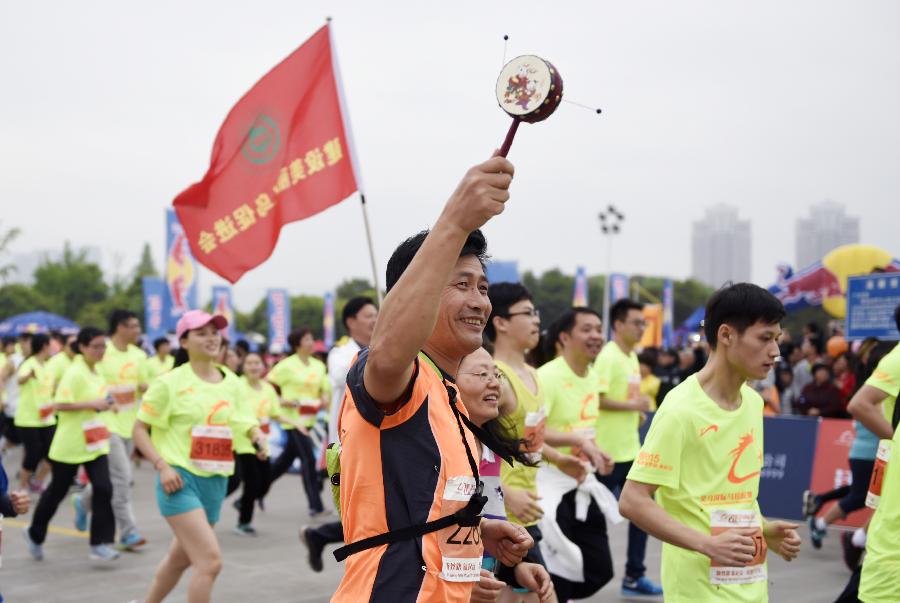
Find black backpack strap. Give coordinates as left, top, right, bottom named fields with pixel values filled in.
left=333, top=486, right=487, bottom=562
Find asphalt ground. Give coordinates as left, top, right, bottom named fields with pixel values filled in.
left=1, top=446, right=853, bottom=602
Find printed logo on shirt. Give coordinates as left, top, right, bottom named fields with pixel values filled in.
left=699, top=424, right=719, bottom=438
left=579, top=393, right=599, bottom=422
left=206, top=400, right=232, bottom=426
left=727, top=431, right=762, bottom=484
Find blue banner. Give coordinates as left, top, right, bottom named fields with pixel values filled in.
left=573, top=266, right=588, bottom=307
left=164, top=209, right=199, bottom=330
left=485, top=260, right=519, bottom=284
left=211, top=286, right=237, bottom=342
left=323, top=292, right=335, bottom=349
left=846, top=274, right=900, bottom=340
left=758, top=416, right=819, bottom=520
left=608, top=273, right=630, bottom=304
left=662, top=279, right=674, bottom=348
left=142, top=277, right=167, bottom=343
left=267, top=289, right=291, bottom=353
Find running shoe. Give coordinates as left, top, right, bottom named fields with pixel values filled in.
left=28, top=476, right=45, bottom=494
left=308, top=508, right=331, bottom=519
left=621, top=576, right=663, bottom=596
left=233, top=523, right=257, bottom=536
left=89, top=544, right=120, bottom=562
left=71, top=493, right=89, bottom=532
left=841, top=532, right=864, bottom=570
left=300, top=526, right=324, bottom=573
left=117, top=532, right=147, bottom=551
left=809, top=517, right=827, bottom=549
left=23, top=528, right=44, bottom=561
left=802, top=490, right=822, bottom=519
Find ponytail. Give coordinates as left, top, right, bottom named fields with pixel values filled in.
left=173, top=346, right=190, bottom=368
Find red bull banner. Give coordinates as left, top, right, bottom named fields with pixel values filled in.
left=142, top=277, right=167, bottom=343
left=267, top=289, right=291, bottom=354
left=808, top=418, right=873, bottom=528
left=572, top=266, right=588, bottom=307
left=165, top=209, right=199, bottom=330
left=211, top=286, right=237, bottom=342
left=323, top=292, right=335, bottom=349
left=173, top=24, right=360, bottom=283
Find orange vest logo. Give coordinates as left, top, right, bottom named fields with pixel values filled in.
left=579, top=393, right=599, bottom=422
left=728, top=431, right=761, bottom=484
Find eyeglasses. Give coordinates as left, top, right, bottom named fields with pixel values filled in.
left=503, top=309, right=540, bottom=319
left=461, top=370, right=503, bottom=383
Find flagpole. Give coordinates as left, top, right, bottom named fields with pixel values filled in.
left=327, top=18, right=383, bottom=305
left=359, top=193, right=383, bottom=305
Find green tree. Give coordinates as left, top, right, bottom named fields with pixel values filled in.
left=135, top=243, right=159, bottom=278
left=33, top=244, right=108, bottom=321
left=335, top=278, right=376, bottom=300
left=0, top=284, right=53, bottom=319
left=291, top=295, right=325, bottom=340
left=0, top=222, right=21, bottom=282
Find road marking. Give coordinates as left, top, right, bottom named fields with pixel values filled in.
left=4, top=518, right=89, bottom=539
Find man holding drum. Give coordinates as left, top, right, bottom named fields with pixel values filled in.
left=331, top=154, right=533, bottom=603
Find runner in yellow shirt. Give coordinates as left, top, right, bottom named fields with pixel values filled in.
left=133, top=310, right=267, bottom=603
left=486, top=283, right=588, bottom=580
left=24, top=326, right=120, bottom=563
left=848, top=304, right=900, bottom=603
left=45, top=333, right=76, bottom=391
left=594, top=298, right=662, bottom=596
left=74, top=309, right=148, bottom=551
left=144, top=337, right=175, bottom=382
left=620, top=283, right=801, bottom=602
left=538, top=307, right=616, bottom=602
left=13, top=333, right=56, bottom=491
left=266, top=328, right=330, bottom=516
left=225, top=352, right=282, bottom=535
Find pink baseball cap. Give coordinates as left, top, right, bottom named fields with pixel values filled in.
left=175, top=310, right=228, bottom=340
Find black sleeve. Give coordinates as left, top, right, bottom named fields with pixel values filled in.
left=345, top=349, right=420, bottom=428
left=0, top=493, right=16, bottom=517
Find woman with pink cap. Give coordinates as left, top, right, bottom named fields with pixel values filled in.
left=132, top=310, right=268, bottom=603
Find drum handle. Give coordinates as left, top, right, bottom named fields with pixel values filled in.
left=498, top=117, right=521, bottom=158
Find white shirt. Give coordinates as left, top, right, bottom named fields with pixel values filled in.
left=3, top=352, right=24, bottom=416
left=326, top=338, right=362, bottom=445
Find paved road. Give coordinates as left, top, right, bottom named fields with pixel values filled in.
left=1, top=447, right=853, bottom=602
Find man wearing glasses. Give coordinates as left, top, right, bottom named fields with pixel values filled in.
left=595, top=298, right=663, bottom=596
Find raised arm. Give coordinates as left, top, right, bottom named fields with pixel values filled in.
left=364, top=156, right=514, bottom=403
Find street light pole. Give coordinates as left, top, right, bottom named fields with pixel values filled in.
left=599, top=205, right=625, bottom=338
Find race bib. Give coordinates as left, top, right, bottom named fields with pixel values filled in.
left=108, top=385, right=137, bottom=411
left=298, top=399, right=321, bottom=416
left=437, top=476, right=483, bottom=582
left=190, top=425, right=234, bottom=473
left=866, top=439, right=892, bottom=509
left=259, top=416, right=271, bottom=435
left=709, top=509, right=767, bottom=585
left=627, top=373, right=641, bottom=400
left=38, top=403, right=55, bottom=422
left=523, top=408, right=546, bottom=462
left=82, top=419, right=110, bottom=452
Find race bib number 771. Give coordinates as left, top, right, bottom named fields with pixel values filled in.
left=709, top=509, right=767, bottom=585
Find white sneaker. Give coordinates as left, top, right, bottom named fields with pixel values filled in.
left=89, top=544, right=120, bottom=562
left=23, top=528, right=44, bottom=561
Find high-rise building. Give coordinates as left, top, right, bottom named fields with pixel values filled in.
left=795, top=200, right=859, bottom=268
left=691, top=204, right=752, bottom=288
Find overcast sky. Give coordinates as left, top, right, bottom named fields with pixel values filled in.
left=2, top=1, right=898, bottom=310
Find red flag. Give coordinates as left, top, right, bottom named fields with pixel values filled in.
left=173, top=24, right=359, bottom=283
